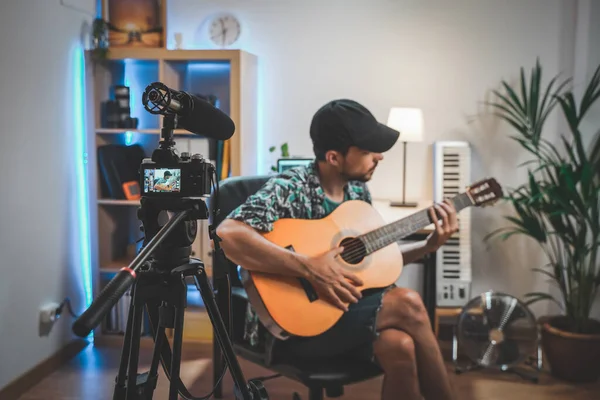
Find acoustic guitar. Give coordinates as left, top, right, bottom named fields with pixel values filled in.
left=239, top=178, right=502, bottom=340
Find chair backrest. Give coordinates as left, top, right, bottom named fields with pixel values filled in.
left=209, top=174, right=271, bottom=286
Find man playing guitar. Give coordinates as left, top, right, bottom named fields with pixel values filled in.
left=217, top=99, right=457, bottom=400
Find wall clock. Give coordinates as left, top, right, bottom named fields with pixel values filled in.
left=209, top=13, right=241, bottom=48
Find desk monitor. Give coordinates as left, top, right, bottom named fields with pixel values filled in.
left=277, top=158, right=313, bottom=173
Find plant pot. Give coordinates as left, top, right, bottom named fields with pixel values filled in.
left=540, top=315, right=600, bottom=383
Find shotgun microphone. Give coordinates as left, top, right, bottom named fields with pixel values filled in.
left=142, top=82, right=235, bottom=140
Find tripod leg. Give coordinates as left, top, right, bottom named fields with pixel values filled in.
left=213, top=275, right=230, bottom=399
left=194, top=269, right=254, bottom=400
left=213, top=335, right=224, bottom=398
left=126, top=298, right=146, bottom=400
left=113, top=289, right=137, bottom=400
left=168, top=292, right=186, bottom=400
left=144, top=302, right=168, bottom=399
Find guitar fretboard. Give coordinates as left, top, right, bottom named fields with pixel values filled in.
left=359, top=193, right=473, bottom=255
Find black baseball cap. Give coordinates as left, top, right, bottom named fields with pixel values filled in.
left=310, top=99, right=400, bottom=159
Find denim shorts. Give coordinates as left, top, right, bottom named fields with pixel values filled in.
left=276, top=285, right=395, bottom=364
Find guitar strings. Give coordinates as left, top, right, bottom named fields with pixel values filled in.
left=334, top=201, right=453, bottom=262
left=338, top=221, right=426, bottom=262
left=335, top=193, right=476, bottom=264
left=339, top=233, right=396, bottom=261
left=340, top=239, right=371, bottom=263
left=338, top=240, right=365, bottom=262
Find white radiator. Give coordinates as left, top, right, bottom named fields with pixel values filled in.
left=433, top=141, right=472, bottom=307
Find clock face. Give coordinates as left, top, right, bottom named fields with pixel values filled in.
left=209, top=14, right=241, bottom=47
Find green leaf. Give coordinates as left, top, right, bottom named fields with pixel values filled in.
left=488, top=101, right=528, bottom=128
left=523, top=291, right=564, bottom=310
left=579, top=63, right=600, bottom=121
left=521, top=66, right=530, bottom=121
left=580, top=162, right=593, bottom=202
left=531, top=267, right=560, bottom=285
left=281, top=142, right=289, bottom=157
left=502, top=80, right=526, bottom=115
left=588, top=129, right=600, bottom=181
left=269, top=146, right=276, bottom=152
left=561, top=135, right=579, bottom=166
left=529, top=171, right=541, bottom=198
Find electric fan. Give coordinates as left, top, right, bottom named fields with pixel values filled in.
left=454, top=291, right=541, bottom=382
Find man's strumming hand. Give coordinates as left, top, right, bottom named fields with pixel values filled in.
left=300, top=247, right=363, bottom=312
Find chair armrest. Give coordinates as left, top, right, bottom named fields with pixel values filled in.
left=231, top=286, right=248, bottom=300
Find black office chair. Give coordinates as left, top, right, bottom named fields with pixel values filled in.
left=209, top=175, right=383, bottom=400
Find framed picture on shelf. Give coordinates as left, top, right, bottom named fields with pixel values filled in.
left=102, top=0, right=166, bottom=48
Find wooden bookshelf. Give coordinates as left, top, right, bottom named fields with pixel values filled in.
left=84, top=47, right=258, bottom=342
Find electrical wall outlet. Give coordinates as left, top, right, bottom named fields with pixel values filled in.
left=39, top=302, right=60, bottom=336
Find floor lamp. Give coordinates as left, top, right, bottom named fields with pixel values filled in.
left=386, top=107, right=424, bottom=207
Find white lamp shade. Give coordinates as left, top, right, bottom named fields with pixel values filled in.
left=387, top=107, right=424, bottom=142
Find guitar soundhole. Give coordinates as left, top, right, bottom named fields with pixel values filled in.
left=339, top=237, right=366, bottom=264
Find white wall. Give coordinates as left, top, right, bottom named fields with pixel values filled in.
left=577, top=0, right=600, bottom=149
left=587, top=1, right=600, bottom=80
left=167, top=0, right=590, bottom=318
left=0, top=0, right=94, bottom=390
left=587, top=0, right=600, bottom=320
left=578, top=0, right=600, bottom=319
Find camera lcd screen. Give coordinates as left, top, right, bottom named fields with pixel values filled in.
left=143, top=168, right=181, bottom=193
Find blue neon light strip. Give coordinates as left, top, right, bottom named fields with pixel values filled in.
left=74, top=46, right=93, bottom=321
left=124, top=61, right=136, bottom=145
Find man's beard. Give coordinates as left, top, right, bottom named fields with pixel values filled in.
left=340, top=164, right=377, bottom=182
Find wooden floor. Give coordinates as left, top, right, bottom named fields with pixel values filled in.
left=17, top=337, right=600, bottom=400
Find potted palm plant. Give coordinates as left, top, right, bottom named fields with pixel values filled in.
left=485, top=59, right=600, bottom=383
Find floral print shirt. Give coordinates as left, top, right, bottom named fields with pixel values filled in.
left=226, top=160, right=372, bottom=347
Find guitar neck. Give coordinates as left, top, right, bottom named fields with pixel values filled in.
left=360, top=192, right=473, bottom=254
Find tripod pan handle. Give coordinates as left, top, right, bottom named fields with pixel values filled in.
left=72, top=268, right=137, bottom=337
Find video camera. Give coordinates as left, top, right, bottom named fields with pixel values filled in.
left=140, top=155, right=213, bottom=198
left=72, top=82, right=270, bottom=400
left=138, top=81, right=231, bottom=200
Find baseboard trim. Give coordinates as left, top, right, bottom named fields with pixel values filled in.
left=0, top=338, right=89, bottom=399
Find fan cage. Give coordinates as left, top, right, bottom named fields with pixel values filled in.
left=456, top=291, right=540, bottom=369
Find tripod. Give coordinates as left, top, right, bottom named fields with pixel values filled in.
left=72, top=84, right=268, bottom=399
left=72, top=196, right=269, bottom=399
left=112, top=197, right=268, bottom=399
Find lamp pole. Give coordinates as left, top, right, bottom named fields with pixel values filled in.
left=391, top=141, right=417, bottom=207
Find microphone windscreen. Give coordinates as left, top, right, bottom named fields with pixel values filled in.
left=177, top=95, right=236, bottom=140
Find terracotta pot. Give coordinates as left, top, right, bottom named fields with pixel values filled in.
left=541, top=316, right=600, bottom=383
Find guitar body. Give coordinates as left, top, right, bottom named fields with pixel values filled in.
left=240, top=200, right=404, bottom=339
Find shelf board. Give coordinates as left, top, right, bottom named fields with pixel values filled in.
left=98, top=47, right=243, bottom=61
left=98, top=199, right=140, bottom=206
left=96, top=128, right=189, bottom=135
